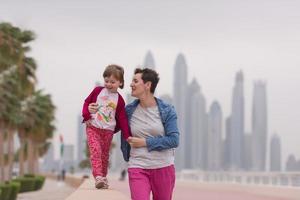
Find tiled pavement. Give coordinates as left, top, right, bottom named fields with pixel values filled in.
left=110, top=177, right=299, bottom=200
left=17, top=175, right=300, bottom=200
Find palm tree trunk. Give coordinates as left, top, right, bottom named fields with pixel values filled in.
left=7, top=128, right=15, bottom=180
left=18, top=130, right=25, bottom=176
left=33, top=143, right=39, bottom=174
left=0, top=123, right=4, bottom=181
left=27, top=138, right=34, bottom=174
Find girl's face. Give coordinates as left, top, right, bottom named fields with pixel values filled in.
left=130, top=73, right=147, bottom=98
left=104, top=75, right=121, bottom=93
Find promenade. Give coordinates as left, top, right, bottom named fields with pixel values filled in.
left=111, top=178, right=300, bottom=200
left=16, top=175, right=300, bottom=200
left=17, top=179, right=75, bottom=200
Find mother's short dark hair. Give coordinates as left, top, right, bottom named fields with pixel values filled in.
left=134, top=68, right=159, bottom=94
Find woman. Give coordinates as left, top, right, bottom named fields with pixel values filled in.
left=89, top=68, right=179, bottom=200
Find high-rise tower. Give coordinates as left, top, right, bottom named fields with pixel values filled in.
left=251, top=81, right=267, bottom=171
left=173, top=53, right=188, bottom=170
left=143, top=51, right=155, bottom=69
left=207, top=101, right=222, bottom=171
left=270, top=134, right=281, bottom=171
left=229, top=70, right=245, bottom=170
left=186, top=79, right=207, bottom=169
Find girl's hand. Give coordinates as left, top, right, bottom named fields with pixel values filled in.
left=127, top=137, right=146, bottom=148
left=88, top=103, right=98, bottom=114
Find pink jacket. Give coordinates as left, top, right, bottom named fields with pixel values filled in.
left=82, top=86, right=131, bottom=140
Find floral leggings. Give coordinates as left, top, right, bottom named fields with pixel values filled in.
left=86, top=126, right=113, bottom=178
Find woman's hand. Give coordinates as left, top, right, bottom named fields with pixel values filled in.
left=127, top=137, right=146, bottom=148
left=88, top=103, right=98, bottom=114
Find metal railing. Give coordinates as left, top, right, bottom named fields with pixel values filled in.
left=178, top=170, right=300, bottom=187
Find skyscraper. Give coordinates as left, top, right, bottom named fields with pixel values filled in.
left=270, top=134, right=281, bottom=171
left=243, top=133, right=252, bottom=171
left=251, top=81, right=267, bottom=171
left=62, top=144, right=75, bottom=171
left=186, top=79, right=207, bottom=169
left=207, top=101, right=222, bottom=171
left=224, top=116, right=231, bottom=170
left=229, top=70, right=245, bottom=170
left=42, top=143, right=55, bottom=172
left=173, top=53, right=188, bottom=170
left=286, top=154, right=298, bottom=171
left=143, top=50, right=155, bottom=69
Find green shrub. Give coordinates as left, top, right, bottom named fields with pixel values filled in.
left=8, top=182, right=20, bottom=200
left=34, top=175, right=46, bottom=190
left=12, top=177, right=36, bottom=193
left=0, top=183, right=12, bottom=200
left=13, top=175, right=46, bottom=193
left=23, top=174, right=35, bottom=178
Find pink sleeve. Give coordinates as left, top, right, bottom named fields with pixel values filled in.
left=82, top=87, right=98, bottom=122
left=115, top=95, right=131, bottom=140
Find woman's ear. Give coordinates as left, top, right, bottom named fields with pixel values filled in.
left=145, top=81, right=152, bottom=91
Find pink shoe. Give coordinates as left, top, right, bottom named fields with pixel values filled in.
left=95, top=176, right=105, bottom=189
left=102, top=177, right=109, bottom=189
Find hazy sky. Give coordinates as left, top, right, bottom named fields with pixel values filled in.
left=1, top=0, right=299, bottom=166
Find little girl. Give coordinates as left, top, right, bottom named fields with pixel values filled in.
left=82, top=64, right=131, bottom=189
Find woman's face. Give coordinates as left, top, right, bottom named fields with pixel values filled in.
left=130, top=73, right=146, bottom=98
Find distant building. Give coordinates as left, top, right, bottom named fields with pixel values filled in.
left=243, top=133, right=252, bottom=171
left=173, top=53, right=188, bottom=170
left=270, top=134, right=281, bottom=171
left=229, top=71, right=245, bottom=170
left=143, top=50, right=156, bottom=69
left=251, top=81, right=267, bottom=171
left=286, top=154, right=298, bottom=171
left=186, top=79, right=207, bottom=169
left=223, top=116, right=231, bottom=170
left=62, top=144, right=75, bottom=172
left=42, top=143, right=57, bottom=172
left=207, top=101, right=222, bottom=171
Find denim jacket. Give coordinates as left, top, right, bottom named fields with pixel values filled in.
left=121, top=97, right=180, bottom=161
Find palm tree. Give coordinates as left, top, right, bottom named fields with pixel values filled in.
left=0, top=72, right=20, bottom=181
left=1, top=22, right=55, bottom=180
left=25, top=91, right=55, bottom=174
left=18, top=95, right=36, bottom=176
left=0, top=22, right=36, bottom=180
left=0, top=23, right=23, bottom=181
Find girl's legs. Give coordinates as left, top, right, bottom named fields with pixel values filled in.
left=86, top=126, right=103, bottom=178
left=128, top=168, right=151, bottom=200
left=86, top=126, right=113, bottom=178
left=99, top=129, right=114, bottom=177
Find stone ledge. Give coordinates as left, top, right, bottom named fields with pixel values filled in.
left=65, top=179, right=130, bottom=200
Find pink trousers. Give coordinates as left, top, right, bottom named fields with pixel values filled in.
left=86, top=126, right=113, bottom=178
left=128, top=165, right=175, bottom=200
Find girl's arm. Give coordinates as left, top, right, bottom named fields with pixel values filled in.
left=82, top=87, right=98, bottom=122
left=116, top=95, right=131, bottom=140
